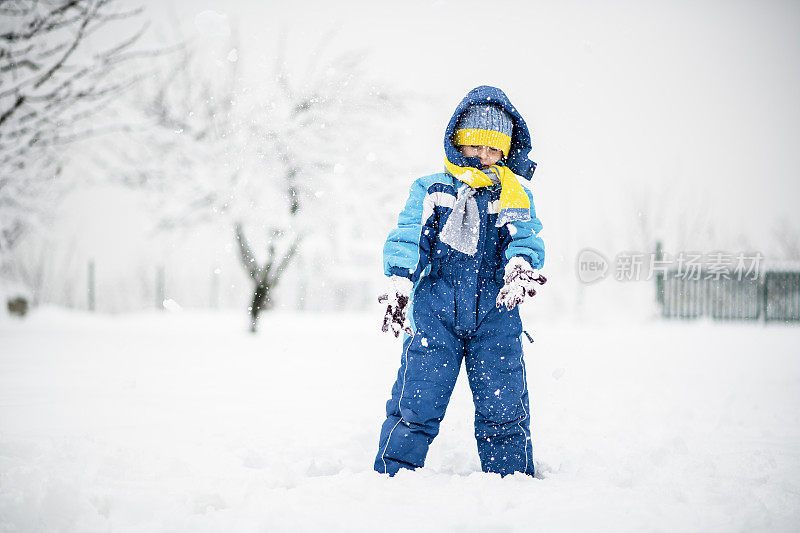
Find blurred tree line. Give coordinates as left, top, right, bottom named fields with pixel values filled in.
left=1, top=2, right=406, bottom=330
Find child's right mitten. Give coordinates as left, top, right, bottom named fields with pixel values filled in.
left=496, top=256, right=547, bottom=311
left=378, top=275, right=414, bottom=337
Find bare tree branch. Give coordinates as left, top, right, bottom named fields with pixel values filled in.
left=268, top=237, right=300, bottom=285
left=0, top=94, right=25, bottom=126
left=31, top=1, right=94, bottom=90
left=235, top=222, right=259, bottom=280
left=0, top=1, right=82, bottom=42
left=0, top=0, right=167, bottom=262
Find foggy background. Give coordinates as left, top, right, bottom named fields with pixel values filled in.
left=3, top=0, right=800, bottom=318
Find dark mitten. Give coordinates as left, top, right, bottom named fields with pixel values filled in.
left=496, top=257, right=547, bottom=311
left=378, top=276, right=414, bottom=337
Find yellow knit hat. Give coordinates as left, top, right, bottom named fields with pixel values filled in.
left=453, top=104, right=513, bottom=156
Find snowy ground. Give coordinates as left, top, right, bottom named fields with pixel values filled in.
left=1, top=308, right=799, bottom=532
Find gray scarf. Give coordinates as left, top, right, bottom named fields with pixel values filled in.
left=440, top=170, right=501, bottom=256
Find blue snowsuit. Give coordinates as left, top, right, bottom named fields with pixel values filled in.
left=374, top=86, right=545, bottom=477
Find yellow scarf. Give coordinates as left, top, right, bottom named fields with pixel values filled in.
left=444, top=158, right=531, bottom=225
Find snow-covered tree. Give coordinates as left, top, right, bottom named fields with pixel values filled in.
left=0, top=0, right=153, bottom=256
left=127, top=34, right=404, bottom=331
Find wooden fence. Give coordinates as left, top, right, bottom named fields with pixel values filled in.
left=656, top=270, right=800, bottom=322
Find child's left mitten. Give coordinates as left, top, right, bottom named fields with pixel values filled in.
left=496, top=256, right=547, bottom=311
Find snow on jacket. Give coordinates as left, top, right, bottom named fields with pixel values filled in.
left=383, top=86, right=544, bottom=284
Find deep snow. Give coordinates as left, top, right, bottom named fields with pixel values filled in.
left=1, top=308, right=799, bottom=532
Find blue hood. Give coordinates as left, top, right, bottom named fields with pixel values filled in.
left=444, top=86, right=537, bottom=180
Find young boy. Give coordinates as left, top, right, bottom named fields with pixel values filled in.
left=375, top=86, right=546, bottom=477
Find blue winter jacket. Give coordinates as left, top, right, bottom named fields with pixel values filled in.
left=384, top=87, right=545, bottom=284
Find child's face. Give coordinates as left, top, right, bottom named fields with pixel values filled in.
left=459, top=145, right=503, bottom=169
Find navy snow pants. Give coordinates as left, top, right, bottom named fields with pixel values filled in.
left=374, top=261, right=534, bottom=477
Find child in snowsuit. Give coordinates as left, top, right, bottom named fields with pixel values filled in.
left=375, top=86, right=546, bottom=477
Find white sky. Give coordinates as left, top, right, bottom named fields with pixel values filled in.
left=149, top=0, right=800, bottom=246
left=51, top=0, right=800, bottom=309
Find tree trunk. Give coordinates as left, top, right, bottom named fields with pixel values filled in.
left=236, top=222, right=298, bottom=334
left=249, top=282, right=271, bottom=333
